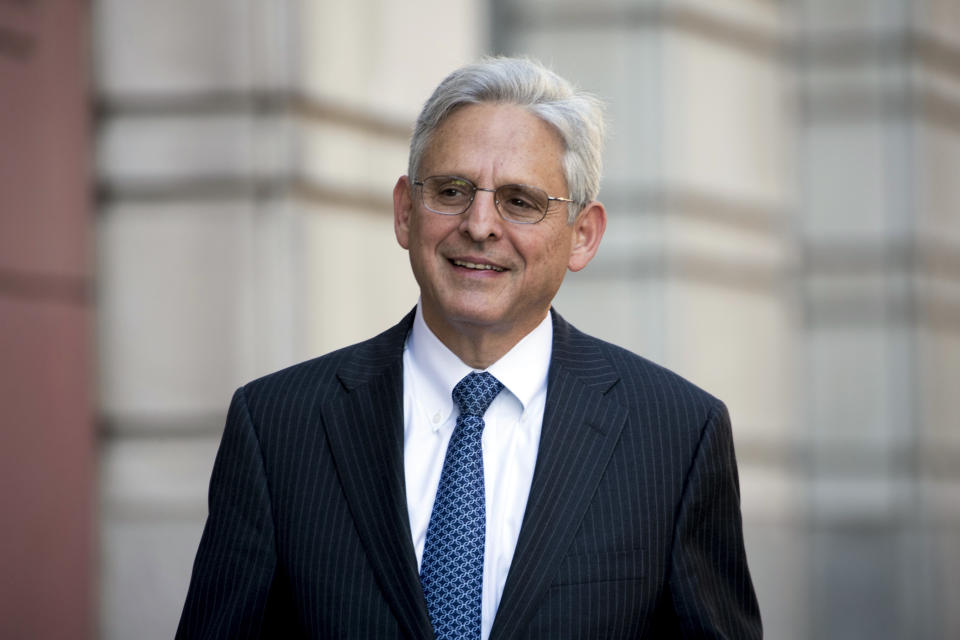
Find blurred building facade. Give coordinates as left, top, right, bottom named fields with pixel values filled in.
left=94, top=1, right=480, bottom=637
left=62, top=0, right=960, bottom=638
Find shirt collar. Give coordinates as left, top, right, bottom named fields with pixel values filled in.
left=485, top=313, right=552, bottom=414
left=406, top=302, right=553, bottom=420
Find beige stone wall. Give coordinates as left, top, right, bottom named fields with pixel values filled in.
left=94, top=0, right=960, bottom=638
left=497, top=1, right=804, bottom=634
left=794, top=1, right=960, bottom=636
left=94, top=1, right=482, bottom=637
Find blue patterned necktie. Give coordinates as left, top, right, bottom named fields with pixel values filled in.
left=420, top=371, right=504, bottom=640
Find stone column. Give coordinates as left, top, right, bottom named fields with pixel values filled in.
left=493, top=0, right=803, bottom=635
left=795, top=1, right=960, bottom=637
left=93, top=1, right=483, bottom=637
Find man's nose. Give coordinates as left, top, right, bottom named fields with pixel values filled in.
left=459, top=188, right=503, bottom=242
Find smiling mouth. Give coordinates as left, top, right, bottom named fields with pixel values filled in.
left=451, top=259, right=505, bottom=272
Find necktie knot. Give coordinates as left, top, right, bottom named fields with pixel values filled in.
left=453, top=371, right=504, bottom=418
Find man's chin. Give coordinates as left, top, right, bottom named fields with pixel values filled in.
left=423, top=299, right=512, bottom=333
left=441, top=306, right=506, bottom=331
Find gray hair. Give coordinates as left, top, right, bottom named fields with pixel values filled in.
left=408, top=57, right=606, bottom=223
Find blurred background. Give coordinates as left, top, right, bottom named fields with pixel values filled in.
left=2, top=0, right=958, bottom=638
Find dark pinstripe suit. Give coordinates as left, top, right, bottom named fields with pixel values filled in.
left=177, top=309, right=761, bottom=639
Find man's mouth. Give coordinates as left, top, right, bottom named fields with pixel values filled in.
left=451, top=259, right=505, bottom=272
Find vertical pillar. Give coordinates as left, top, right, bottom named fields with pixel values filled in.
left=493, top=0, right=803, bottom=635
left=93, top=1, right=483, bottom=638
left=0, top=1, right=94, bottom=638
left=796, top=1, right=960, bottom=637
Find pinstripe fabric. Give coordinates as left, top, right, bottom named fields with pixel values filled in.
left=177, top=308, right=761, bottom=639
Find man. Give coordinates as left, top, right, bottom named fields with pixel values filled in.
left=177, top=57, right=762, bottom=639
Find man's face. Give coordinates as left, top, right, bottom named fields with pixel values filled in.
left=394, top=102, right=601, bottom=352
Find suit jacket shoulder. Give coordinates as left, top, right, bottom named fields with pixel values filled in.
left=177, top=309, right=430, bottom=639
left=502, top=310, right=761, bottom=640
left=550, top=310, right=726, bottom=428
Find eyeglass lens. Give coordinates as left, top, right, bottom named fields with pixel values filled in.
left=420, top=176, right=549, bottom=223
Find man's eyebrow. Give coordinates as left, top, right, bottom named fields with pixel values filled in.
left=430, top=172, right=535, bottom=187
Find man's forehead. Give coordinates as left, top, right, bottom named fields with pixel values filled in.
left=428, top=103, right=563, bottom=146
left=418, top=103, right=566, bottom=186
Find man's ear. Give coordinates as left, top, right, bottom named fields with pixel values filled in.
left=567, top=201, right=607, bottom=272
left=393, top=175, right=414, bottom=249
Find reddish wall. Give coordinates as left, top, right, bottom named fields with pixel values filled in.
left=0, top=1, right=94, bottom=638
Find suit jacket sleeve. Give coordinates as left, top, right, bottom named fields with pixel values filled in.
left=176, top=386, right=280, bottom=639
left=667, top=403, right=762, bottom=638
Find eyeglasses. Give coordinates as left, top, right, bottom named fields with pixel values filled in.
left=413, top=175, right=577, bottom=224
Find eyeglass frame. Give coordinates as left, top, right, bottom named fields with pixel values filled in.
left=412, top=175, right=579, bottom=224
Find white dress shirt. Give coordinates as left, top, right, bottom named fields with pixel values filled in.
left=402, top=304, right=551, bottom=640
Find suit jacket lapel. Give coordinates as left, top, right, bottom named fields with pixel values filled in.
left=490, top=311, right=629, bottom=640
left=321, top=311, right=434, bottom=640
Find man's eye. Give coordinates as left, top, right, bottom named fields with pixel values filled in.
left=508, top=197, right=535, bottom=209
left=431, top=178, right=473, bottom=199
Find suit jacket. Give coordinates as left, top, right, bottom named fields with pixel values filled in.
left=177, top=309, right=761, bottom=639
